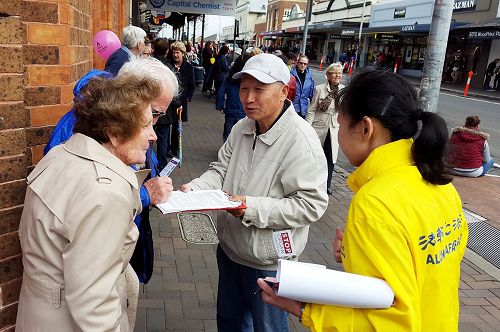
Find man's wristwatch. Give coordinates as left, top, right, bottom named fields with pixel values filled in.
left=298, top=302, right=306, bottom=323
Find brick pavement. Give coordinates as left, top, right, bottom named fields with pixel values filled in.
left=134, top=89, right=500, bottom=332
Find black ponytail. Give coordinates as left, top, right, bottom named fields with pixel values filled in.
left=336, top=69, right=452, bottom=185
left=412, top=111, right=452, bottom=185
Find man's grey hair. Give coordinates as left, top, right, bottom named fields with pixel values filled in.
left=118, top=56, right=179, bottom=97
left=122, top=25, right=147, bottom=50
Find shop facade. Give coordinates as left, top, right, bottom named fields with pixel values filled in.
left=445, top=0, right=500, bottom=89
left=365, top=0, right=434, bottom=76
left=366, top=0, right=500, bottom=87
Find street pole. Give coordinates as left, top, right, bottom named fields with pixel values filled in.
left=418, top=0, right=454, bottom=113
left=300, top=0, right=313, bottom=55
left=193, top=16, right=196, bottom=45
left=201, top=14, right=205, bottom=48
left=354, top=0, right=367, bottom=68
left=218, top=15, right=222, bottom=44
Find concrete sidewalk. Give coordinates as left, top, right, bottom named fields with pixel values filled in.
left=134, top=89, right=500, bottom=332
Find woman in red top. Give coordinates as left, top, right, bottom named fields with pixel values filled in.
left=449, top=115, right=494, bottom=177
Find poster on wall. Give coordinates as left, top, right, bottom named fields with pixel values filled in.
left=405, top=46, right=413, bottom=63
left=146, top=0, right=236, bottom=16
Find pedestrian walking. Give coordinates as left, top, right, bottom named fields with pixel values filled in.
left=212, top=45, right=231, bottom=98
left=306, top=63, right=344, bottom=195
left=167, top=41, right=195, bottom=159
left=201, top=41, right=216, bottom=93
left=291, top=55, right=315, bottom=118
left=484, top=58, right=499, bottom=90
left=216, top=54, right=250, bottom=141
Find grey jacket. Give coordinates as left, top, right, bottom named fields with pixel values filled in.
left=16, top=133, right=141, bottom=332
left=189, top=101, right=329, bottom=270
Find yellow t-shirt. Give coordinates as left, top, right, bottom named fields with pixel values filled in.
left=302, top=139, right=468, bottom=331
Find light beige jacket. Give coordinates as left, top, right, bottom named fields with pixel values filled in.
left=189, top=101, right=329, bottom=270
left=16, top=134, right=141, bottom=332
left=306, top=83, right=344, bottom=163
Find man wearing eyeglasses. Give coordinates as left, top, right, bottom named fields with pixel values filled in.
left=291, top=55, right=315, bottom=118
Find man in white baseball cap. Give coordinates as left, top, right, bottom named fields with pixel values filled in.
left=180, top=53, right=329, bottom=331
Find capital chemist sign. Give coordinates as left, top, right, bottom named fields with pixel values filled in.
left=147, top=0, right=236, bottom=16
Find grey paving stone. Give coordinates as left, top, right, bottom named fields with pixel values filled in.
left=146, top=308, right=165, bottom=330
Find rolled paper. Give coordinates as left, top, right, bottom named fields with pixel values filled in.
left=276, top=259, right=394, bottom=308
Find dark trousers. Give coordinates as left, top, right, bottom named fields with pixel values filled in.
left=223, top=115, right=244, bottom=142
left=216, top=246, right=289, bottom=332
left=484, top=73, right=493, bottom=88
left=202, top=65, right=214, bottom=92
left=324, top=130, right=335, bottom=190
left=155, top=124, right=171, bottom=170
left=214, top=79, right=224, bottom=97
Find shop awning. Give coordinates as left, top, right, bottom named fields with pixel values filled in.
left=298, top=21, right=367, bottom=32
left=451, top=18, right=500, bottom=30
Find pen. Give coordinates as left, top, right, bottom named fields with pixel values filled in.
left=254, top=280, right=279, bottom=295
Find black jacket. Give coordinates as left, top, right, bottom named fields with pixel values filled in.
left=157, top=59, right=195, bottom=125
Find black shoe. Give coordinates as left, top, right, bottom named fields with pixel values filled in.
left=327, top=187, right=333, bottom=195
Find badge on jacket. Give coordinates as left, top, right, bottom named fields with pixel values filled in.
left=272, top=230, right=296, bottom=257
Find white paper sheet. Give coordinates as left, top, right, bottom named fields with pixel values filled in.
left=276, top=260, right=394, bottom=308
left=156, top=189, right=243, bottom=214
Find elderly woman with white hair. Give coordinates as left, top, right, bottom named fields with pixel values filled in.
left=306, top=62, right=344, bottom=194
left=105, top=25, right=148, bottom=76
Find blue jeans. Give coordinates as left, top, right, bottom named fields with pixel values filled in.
left=223, top=115, right=243, bottom=142
left=216, top=246, right=289, bottom=332
left=481, top=158, right=495, bottom=176
left=155, top=124, right=170, bottom=170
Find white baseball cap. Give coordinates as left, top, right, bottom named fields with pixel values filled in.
left=232, top=53, right=290, bottom=84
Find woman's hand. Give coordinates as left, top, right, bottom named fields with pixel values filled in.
left=179, top=184, right=192, bottom=192
left=228, top=195, right=246, bottom=217
left=143, top=176, right=173, bottom=205
left=333, top=227, right=344, bottom=263
left=257, top=278, right=304, bottom=317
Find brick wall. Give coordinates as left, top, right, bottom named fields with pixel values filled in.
left=0, top=1, right=129, bottom=330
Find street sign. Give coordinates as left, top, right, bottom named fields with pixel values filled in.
left=146, top=0, right=236, bottom=16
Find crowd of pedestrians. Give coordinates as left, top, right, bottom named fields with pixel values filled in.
left=15, top=24, right=474, bottom=332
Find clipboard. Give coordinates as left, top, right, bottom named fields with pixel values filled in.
left=156, top=189, right=246, bottom=214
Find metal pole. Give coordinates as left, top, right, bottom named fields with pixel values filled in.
left=219, top=15, right=222, bottom=43
left=182, top=17, right=185, bottom=41
left=300, top=0, right=313, bottom=55
left=193, top=16, right=196, bottom=45
left=201, top=14, right=205, bottom=48
left=354, top=0, right=367, bottom=68
left=186, top=17, right=190, bottom=43
left=418, top=0, right=454, bottom=113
